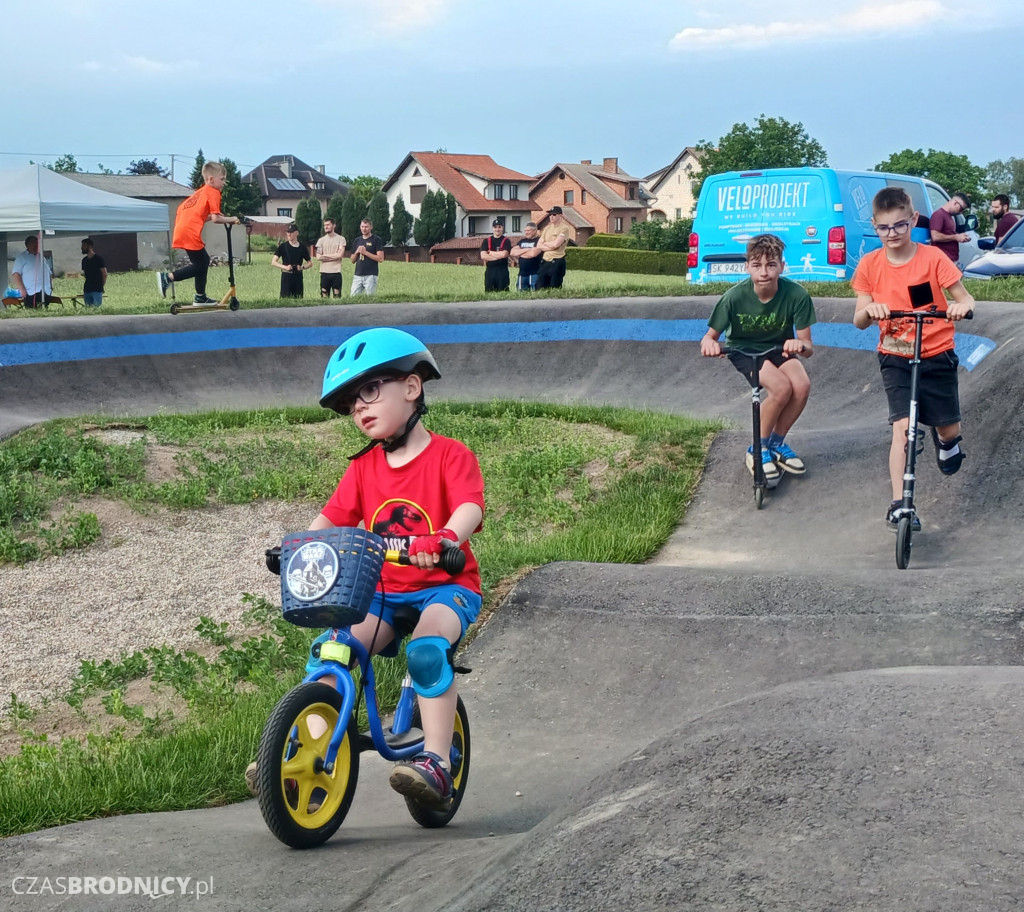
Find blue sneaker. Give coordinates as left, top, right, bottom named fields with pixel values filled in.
left=389, top=751, right=453, bottom=808
left=770, top=442, right=806, bottom=475
left=156, top=271, right=171, bottom=298
left=745, top=446, right=780, bottom=483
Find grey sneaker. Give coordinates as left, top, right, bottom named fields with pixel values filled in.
left=156, top=271, right=171, bottom=298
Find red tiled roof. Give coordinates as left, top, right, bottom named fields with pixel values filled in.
left=389, top=152, right=535, bottom=213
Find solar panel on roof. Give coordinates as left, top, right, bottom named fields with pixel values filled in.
left=269, top=178, right=306, bottom=191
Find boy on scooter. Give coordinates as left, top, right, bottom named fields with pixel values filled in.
left=852, top=187, right=975, bottom=531
left=700, top=233, right=816, bottom=483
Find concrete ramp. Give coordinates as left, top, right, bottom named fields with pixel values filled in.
left=1, top=298, right=1023, bottom=912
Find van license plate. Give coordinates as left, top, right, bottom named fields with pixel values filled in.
left=708, top=263, right=746, bottom=275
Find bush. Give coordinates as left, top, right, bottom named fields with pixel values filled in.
left=586, top=233, right=631, bottom=248
left=625, top=218, right=692, bottom=253
left=565, top=247, right=688, bottom=275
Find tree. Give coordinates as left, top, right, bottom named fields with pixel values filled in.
left=873, top=148, right=986, bottom=203
left=986, top=157, right=1024, bottom=208
left=219, top=158, right=262, bottom=217
left=625, top=217, right=692, bottom=252
left=189, top=149, right=206, bottom=189
left=128, top=158, right=168, bottom=177
left=341, top=192, right=366, bottom=244
left=413, top=189, right=447, bottom=248
left=444, top=192, right=457, bottom=241
left=367, top=191, right=391, bottom=245
left=693, top=114, right=827, bottom=200
left=52, top=154, right=79, bottom=173
left=294, top=195, right=322, bottom=247
left=391, top=194, right=413, bottom=248
left=339, top=174, right=384, bottom=203
left=325, top=192, right=346, bottom=229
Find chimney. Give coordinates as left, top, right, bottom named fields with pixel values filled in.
left=280, top=159, right=292, bottom=179
left=317, top=165, right=325, bottom=173
left=581, top=159, right=592, bottom=165
left=603, top=158, right=618, bottom=172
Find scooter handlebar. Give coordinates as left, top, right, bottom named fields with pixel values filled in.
left=265, top=537, right=466, bottom=577
left=881, top=308, right=973, bottom=320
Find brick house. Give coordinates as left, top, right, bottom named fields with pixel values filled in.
left=382, top=152, right=535, bottom=238
left=242, top=155, right=349, bottom=219
left=644, top=147, right=704, bottom=220
left=530, top=158, right=649, bottom=244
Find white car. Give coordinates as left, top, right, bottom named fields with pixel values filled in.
left=962, top=217, right=1024, bottom=280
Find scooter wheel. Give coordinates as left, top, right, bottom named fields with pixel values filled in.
left=169, top=303, right=180, bottom=315
left=754, top=486, right=764, bottom=510
left=229, top=297, right=240, bottom=311
left=896, top=515, right=913, bottom=569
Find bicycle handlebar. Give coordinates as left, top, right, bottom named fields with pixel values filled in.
left=265, top=536, right=466, bottom=577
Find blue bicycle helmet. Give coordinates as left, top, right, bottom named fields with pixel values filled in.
left=320, top=327, right=441, bottom=414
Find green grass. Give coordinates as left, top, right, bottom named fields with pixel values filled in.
left=1, top=255, right=1017, bottom=318
left=0, top=401, right=721, bottom=836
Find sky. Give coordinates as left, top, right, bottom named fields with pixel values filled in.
left=6, top=0, right=1023, bottom=186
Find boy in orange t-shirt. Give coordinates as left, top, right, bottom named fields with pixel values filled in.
left=852, top=187, right=975, bottom=531
left=157, top=161, right=240, bottom=305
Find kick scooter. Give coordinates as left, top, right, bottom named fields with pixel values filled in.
left=880, top=302, right=972, bottom=569
left=721, top=344, right=786, bottom=510
left=169, top=222, right=243, bottom=315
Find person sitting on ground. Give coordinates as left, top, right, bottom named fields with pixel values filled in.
left=853, top=186, right=975, bottom=531
left=156, top=161, right=240, bottom=305
left=11, top=235, right=55, bottom=308
left=246, top=327, right=485, bottom=808
left=700, top=233, right=816, bottom=483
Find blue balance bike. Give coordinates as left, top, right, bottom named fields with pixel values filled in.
left=258, top=527, right=470, bottom=849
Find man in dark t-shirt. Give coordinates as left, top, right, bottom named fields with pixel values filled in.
left=510, top=222, right=543, bottom=291
left=350, top=219, right=384, bottom=296
left=272, top=224, right=312, bottom=298
left=929, top=193, right=971, bottom=262
left=80, top=237, right=107, bottom=306
left=990, top=194, right=1019, bottom=245
left=480, top=220, right=512, bottom=292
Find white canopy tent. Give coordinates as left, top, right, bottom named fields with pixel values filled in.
left=0, top=164, right=170, bottom=290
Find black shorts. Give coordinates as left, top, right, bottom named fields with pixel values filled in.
left=280, top=272, right=304, bottom=298
left=320, top=273, right=343, bottom=295
left=879, top=350, right=961, bottom=426
left=726, top=349, right=789, bottom=387
left=484, top=266, right=510, bottom=292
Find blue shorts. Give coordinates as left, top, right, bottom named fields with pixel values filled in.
left=83, top=292, right=103, bottom=306
left=305, top=584, right=482, bottom=673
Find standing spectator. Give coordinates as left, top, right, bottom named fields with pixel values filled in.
left=990, top=194, right=1018, bottom=245
left=80, top=237, right=107, bottom=307
left=316, top=217, right=347, bottom=299
left=157, top=160, right=240, bottom=305
left=273, top=224, right=312, bottom=298
left=11, top=235, right=54, bottom=308
left=536, top=206, right=574, bottom=289
left=928, top=193, right=970, bottom=263
left=349, top=218, right=384, bottom=296
left=510, top=222, right=543, bottom=291
left=480, top=219, right=512, bottom=292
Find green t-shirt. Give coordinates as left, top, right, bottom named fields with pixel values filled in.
left=707, top=277, right=816, bottom=347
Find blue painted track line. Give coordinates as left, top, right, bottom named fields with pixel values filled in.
left=0, top=319, right=996, bottom=370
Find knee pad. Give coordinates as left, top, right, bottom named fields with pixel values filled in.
left=405, top=636, right=454, bottom=698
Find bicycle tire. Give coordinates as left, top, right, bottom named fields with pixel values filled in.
left=256, top=682, right=359, bottom=849
left=896, top=515, right=913, bottom=570
left=404, top=695, right=471, bottom=828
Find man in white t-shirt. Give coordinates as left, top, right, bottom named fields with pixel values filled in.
left=315, top=217, right=347, bottom=298
left=11, top=235, right=54, bottom=308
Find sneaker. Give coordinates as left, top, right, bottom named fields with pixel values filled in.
left=769, top=442, right=806, bottom=475
left=389, top=751, right=453, bottom=808
left=245, top=760, right=321, bottom=812
left=931, top=427, right=965, bottom=476
left=193, top=294, right=218, bottom=305
left=885, top=501, right=921, bottom=533
left=244, top=760, right=259, bottom=795
left=156, top=271, right=171, bottom=298
left=745, top=446, right=781, bottom=483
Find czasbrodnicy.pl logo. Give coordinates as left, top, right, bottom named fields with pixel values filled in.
left=11, top=875, right=214, bottom=898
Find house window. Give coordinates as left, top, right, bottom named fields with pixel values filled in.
left=311, top=182, right=325, bottom=190
left=614, top=217, right=623, bottom=232
left=564, top=190, right=574, bottom=205
left=581, top=190, right=587, bottom=204
left=410, top=184, right=427, bottom=204
left=493, top=184, right=504, bottom=200
left=509, top=184, right=519, bottom=200
left=468, top=216, right=479, bottom=235
left=277, top=208, right=292, bottom=217
left=675, top=208, right=682, bottom=219
left=631, top=216, right=637, bottom=225
left=628, top=186, right=636, bottom=200
left=413, top=167, right=422, bottom=176
left=511, top=216, right=521, bottom=232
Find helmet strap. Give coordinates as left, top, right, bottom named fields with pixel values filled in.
left=348, top=399, right=428, bottom=460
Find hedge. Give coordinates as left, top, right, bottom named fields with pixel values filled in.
left=565, top=247, right=689, bottom=276
left=585, top=233, right=631, bottom=248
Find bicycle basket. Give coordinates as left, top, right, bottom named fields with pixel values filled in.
left=279, top=527, right=386, bottom=628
